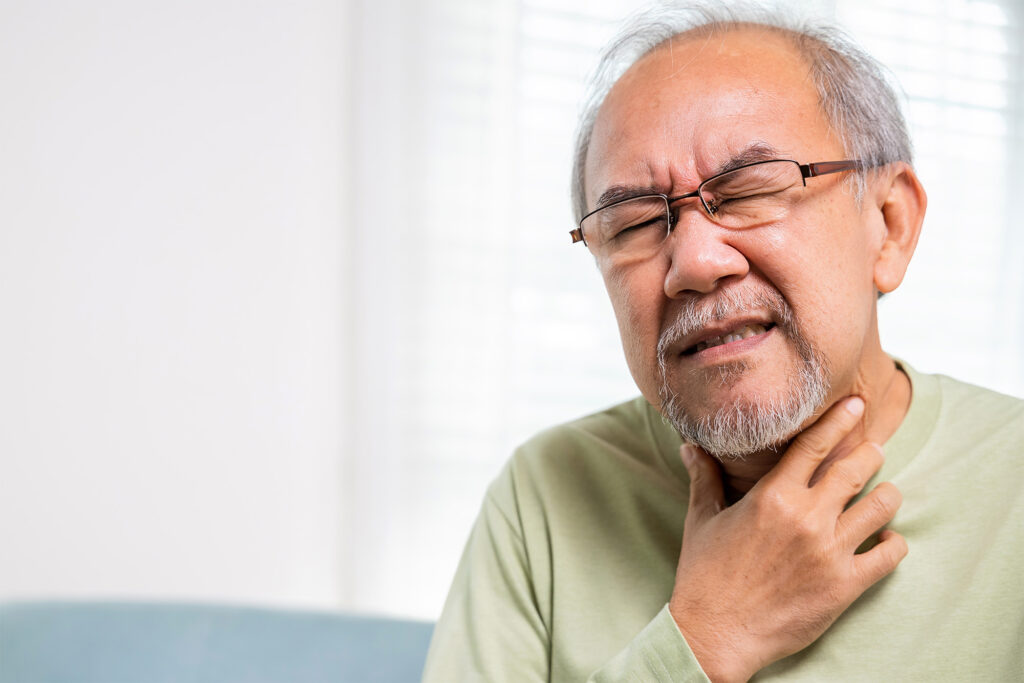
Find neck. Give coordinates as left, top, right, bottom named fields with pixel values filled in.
left=718, top=350, right=912, bottom=504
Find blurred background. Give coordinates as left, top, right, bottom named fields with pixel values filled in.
left=1, top=0, right=1020, bottom=622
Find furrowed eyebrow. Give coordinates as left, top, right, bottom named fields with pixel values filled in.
left=590, top=141, right=785, bottom=212
left=594, top=184, right=661, bottom=210
left=713, top=142, right=783, bottom=175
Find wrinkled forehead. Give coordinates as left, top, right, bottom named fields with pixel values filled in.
left=584, top=27, right=840, bottom=209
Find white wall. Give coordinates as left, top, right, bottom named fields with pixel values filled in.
left=0, top=0, right=351, bottom=609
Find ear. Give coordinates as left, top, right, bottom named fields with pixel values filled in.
left=871, top=163, right=927, bottom=294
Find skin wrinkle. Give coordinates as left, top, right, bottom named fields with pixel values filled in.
left=603, top=159, right=662, bottom=207
left=590, top=142, right=782, bottom=219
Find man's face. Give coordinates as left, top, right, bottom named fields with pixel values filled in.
left=584, top=29, right=884, bottom=455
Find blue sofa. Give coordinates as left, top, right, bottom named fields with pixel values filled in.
left=0, top=601, right=433, bottom=682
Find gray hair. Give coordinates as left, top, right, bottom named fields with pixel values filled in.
left=571, top=1, right=913, bottom=222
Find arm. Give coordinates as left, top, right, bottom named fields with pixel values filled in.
left=422, top=484, right=549, bottom=682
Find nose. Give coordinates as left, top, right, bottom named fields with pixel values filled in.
left=663, top=212, right=750, bottom=297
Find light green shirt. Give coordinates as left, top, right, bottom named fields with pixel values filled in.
left=423, top=364, right=1024, bottom=681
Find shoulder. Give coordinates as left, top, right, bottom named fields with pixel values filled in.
left=515, top=396, right=679, bottom=480
left=901, top=361, right=1024, bottom=437
left=901, top=365, right=1024, bottom=479
left=486, top=397, right=684, bottom=524
left=923, top=370, right=1024, bottom=445
left=933, top=373, right=1024, bottom=423
left=518, top=397, right=663, bottom=460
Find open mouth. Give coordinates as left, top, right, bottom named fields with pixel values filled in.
left=682, top=323, right=776, bottom=356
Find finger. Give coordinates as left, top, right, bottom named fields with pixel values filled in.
left=852, top=528, right=908, bottom=586
left=680, top=444, right=725, bottom=525
left=817, top=441, right=885, bottom=506
left=836, top=481, right=902, bottom=549
left=775, top=396, right=865, bottom=485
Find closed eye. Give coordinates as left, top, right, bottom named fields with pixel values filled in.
left=712, top=187, right=790, bottom=210
left=613, top=216, right=667, bottom=239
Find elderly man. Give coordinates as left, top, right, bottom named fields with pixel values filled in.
left=423, top=5, right=1024, bottom=682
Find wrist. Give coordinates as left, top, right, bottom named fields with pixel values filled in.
left=669, top=601, right=755, bottom=683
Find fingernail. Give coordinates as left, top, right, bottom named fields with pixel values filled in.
left=869, top=442, right=884, bottom=456
left=845, top=396, right=865, bottom=416
left=680, top=444, right=695, bottom=466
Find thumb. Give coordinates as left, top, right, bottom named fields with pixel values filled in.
left=680, top=444, right=725, bottom=524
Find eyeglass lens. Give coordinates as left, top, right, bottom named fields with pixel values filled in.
left=582, top=160, right=804, bottom=258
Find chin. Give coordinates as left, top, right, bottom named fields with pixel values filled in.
left=658, top=355, right=830, bottom=460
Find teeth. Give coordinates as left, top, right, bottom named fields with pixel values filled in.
left=694, top=324, right=768, bottom=352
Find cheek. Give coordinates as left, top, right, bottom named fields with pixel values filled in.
left=762, top=199, right=874, bottom=293
left=763, top=209, right=877, bottom=348
left=602, top=265, right=665, bottom=396
left=605, top=268, right=657, bottom=348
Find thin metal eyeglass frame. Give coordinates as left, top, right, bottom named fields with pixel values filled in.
left=569, top=159, right=862, bottom=245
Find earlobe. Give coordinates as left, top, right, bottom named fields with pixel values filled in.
left=872, top=164, right=927, bottom=294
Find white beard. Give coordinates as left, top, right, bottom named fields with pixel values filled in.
left=656, top=286, right=829, bottom=460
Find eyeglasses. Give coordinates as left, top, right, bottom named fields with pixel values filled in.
left=570, top=159, right=861, bottom=260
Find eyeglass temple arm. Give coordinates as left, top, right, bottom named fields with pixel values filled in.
left=801, top=160, right=862, bottom=178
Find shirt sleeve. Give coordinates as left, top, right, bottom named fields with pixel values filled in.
left=587, top=604, right=711, bottom=682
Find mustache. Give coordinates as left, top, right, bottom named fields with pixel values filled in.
left=656, top=286, right=794, bottom=361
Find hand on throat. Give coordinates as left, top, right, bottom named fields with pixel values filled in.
left=716, top=358, right=912, bottom=505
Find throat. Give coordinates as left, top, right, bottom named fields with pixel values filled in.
left=718, top=448, right=788, bottom=504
